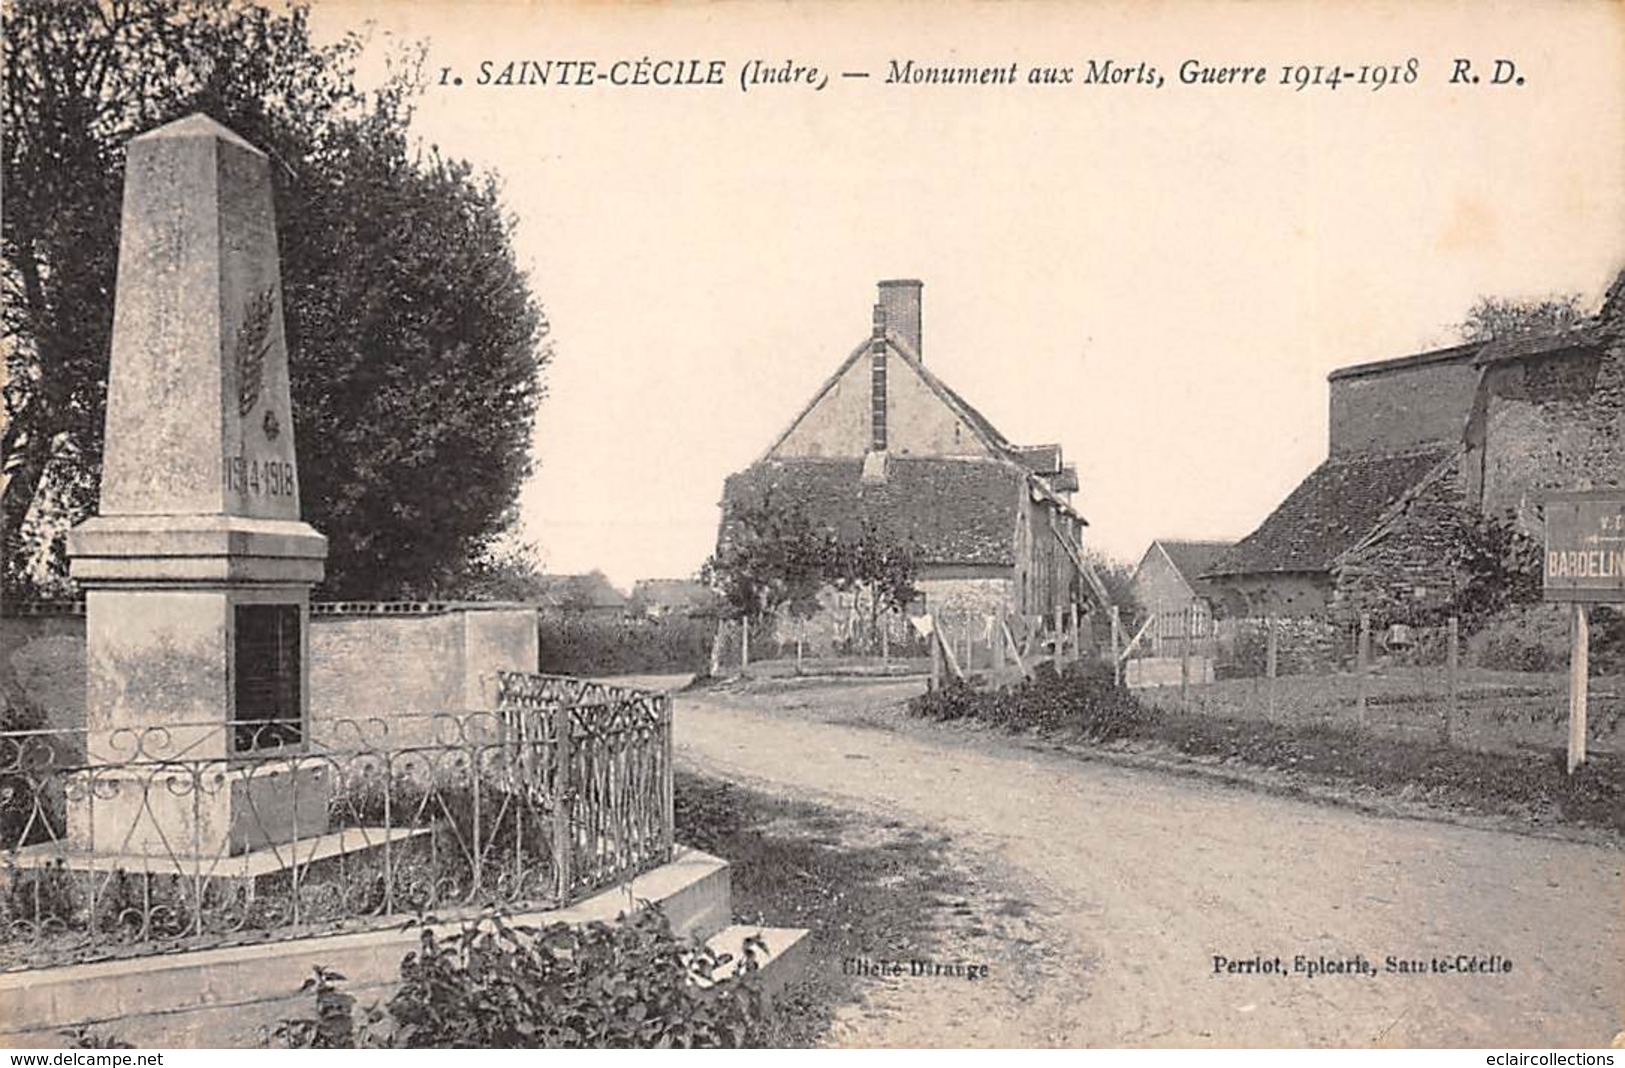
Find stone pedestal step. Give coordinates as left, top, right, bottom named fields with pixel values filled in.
left=702, top=924, right=812, bottom=1002
left=10, top=826, right=427, bottom=889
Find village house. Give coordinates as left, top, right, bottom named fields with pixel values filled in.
left=1126, top=539, right=1236, bottom=661
left=1205, top=271, right=1625, bottom=622
left=628, top=578, right=719, bottom=620
left=530, top=571, right=628, bottom=620
left=1129, top=539, right=1238, bottom=621
left=718, top=280, right=1108, bottom=637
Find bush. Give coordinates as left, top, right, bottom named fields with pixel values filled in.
left=909, top=660, right=1150, bottom=741
left=1465, top=601, right=1625, bottom=674
left=906, top=656, right=1624, bottom=834
left=271, top=908, right=773, bottom=1048
left=1476, top=631, right=1563, bottom=673
left=537, top=615, right=712, bottom=676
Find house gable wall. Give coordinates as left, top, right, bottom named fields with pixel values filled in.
left=1131, top=545, right=1198, bottom=618
left=772, top=349, right=992, bottom=460
left=887, top=354, right=989, bottom=457
left=1328, top=351, right=1481, bottom=457
left=772, top=353, right=870, bottom=459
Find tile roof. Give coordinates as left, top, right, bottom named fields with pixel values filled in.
left=1010, top=444, right=1063, bottom=474
left=721, top=456, right=1022, bottom=567
left=1204, top=446, right=1456, bottom=577
left=1155, top=540, right=1236, bottom=587
left=630, top=579, right=717, bottom=612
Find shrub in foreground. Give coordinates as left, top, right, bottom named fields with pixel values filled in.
left=271, top=907, right=772, bottom=1048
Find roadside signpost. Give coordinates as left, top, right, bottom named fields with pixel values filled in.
left=1541, top=490, right=1625, bottom=773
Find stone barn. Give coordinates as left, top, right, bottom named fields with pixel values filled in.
left=1205, top=271, right=1625, bottom=623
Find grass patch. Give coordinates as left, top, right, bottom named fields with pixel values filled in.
left=674, top=770, right=971, bottom=1047
left=909, top=663, right=1624, bottom=836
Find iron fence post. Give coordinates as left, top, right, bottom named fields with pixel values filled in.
left=661, top=693, right=675, bottom=862
left=552, top=701, right=574, bottom=904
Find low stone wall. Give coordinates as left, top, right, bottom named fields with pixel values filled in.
left=918, top=575, right=1016, bottom=617
left=2, top=604, right=540, bottom=733
left=0, top=848, right=732, bottom=1048
left=0, top=611, right=86, bottom=732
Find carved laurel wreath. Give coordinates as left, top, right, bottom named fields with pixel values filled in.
left=236, top=286, right=277, bottom=417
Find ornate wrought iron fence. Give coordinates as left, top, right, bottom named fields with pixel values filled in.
left=493, top=672, right=675, bottom=900
left=0, top=675, right=673, bottom=970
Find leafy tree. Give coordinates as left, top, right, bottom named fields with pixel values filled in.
left=1600, top=269, right=1625, bottom=328
left=701, top=490, right=830, bottom=626
left=444, top=538, right=548, bottom=602
left=1457, top=293, right=1586, bottom=343
left=704, top=493, right=922, bottom=653
left=828, top=519, right=919, bottom=649
left=1081, top=549, right=1143, bottom=628
left=3, top=0, right=548, bottom=599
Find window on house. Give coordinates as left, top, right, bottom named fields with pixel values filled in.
left=234, top=604, right=302, bottom=752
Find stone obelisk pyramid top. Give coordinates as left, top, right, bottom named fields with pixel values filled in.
left=137, top=112, right=263, bottom=152
left=70, top=113, right=324, bottom=586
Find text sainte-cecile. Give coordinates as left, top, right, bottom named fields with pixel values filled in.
left=1212, top=954, right=1514, bottom=977
left=450, top=57, right=1422, bottom=93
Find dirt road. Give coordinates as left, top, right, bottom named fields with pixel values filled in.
left=672, top=679, right=1623, bottom=1047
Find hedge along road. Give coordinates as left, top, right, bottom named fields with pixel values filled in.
left=670, top=679, right=1623, bottom=1048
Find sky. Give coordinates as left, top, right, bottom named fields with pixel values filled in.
left=310, top=0, right=1624, bottom=591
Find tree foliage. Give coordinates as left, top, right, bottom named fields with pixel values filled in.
left=702, top=491, right=828, bottom=624
left=702, top=492, right=919, bottom=638
left=3, top=0, right=548, bottom=599
left=1456, top=292, right=1586, bottom=343
left=1081, top=549, right=1142, bottom=627
left=828, top=520, right=919, bottom=613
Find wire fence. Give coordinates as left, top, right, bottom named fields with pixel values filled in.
left=1125, top=613, right=1625, bottom=755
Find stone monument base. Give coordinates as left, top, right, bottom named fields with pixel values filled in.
left=66, top=762, right=334, bottom=857
left=10, top=826, right=429, bottom=897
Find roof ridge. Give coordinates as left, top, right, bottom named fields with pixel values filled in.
left=882, top=330, right=1014, bottom=459
left=1327, top=442, right=1456, bottom=463
left=755, top=335, right=876, bottom=464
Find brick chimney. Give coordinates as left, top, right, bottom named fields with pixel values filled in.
left=870, top=303, right=888, bottom=452
left=877, top=279, right=923, bottom=359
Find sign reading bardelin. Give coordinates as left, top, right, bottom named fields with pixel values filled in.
left=1542, top=490, right=1625, bottom=603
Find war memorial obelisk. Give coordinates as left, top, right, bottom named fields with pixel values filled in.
left=66, top=114, right=329, bottom=858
